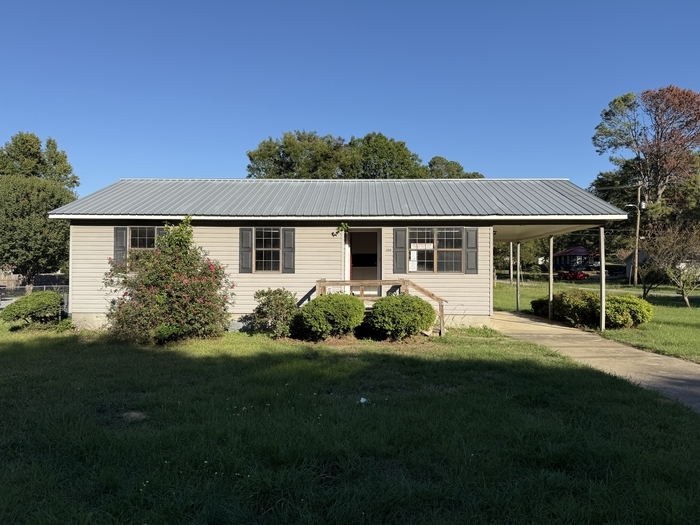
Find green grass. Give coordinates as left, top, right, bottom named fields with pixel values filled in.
left=600, top=295, right=700, bottom=363
left=2, top=326, right=700, bottom=523
left=494, top=282, right=700, bottom=363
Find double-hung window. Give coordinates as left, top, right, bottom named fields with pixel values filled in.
left=408, top=228, right=463, bottom=273
left=394, top=227, right=478, bottom=274
left=113, top=226, right=164, bottom=264
left=255, top=227, right=281, bottom=271
left=239, top=227, right=295, bottom=273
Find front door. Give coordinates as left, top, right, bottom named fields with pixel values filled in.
left=349, top=231, right=379, bottom=296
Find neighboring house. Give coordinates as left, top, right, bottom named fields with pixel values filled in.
left=623, top=250, right=650, bottom=278
left=553, top=246, right=591, bottom=271
left=48, top=178, right=626, bottom=328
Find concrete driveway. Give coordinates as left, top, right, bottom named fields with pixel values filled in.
left=492, top=311, right=700, bottom=414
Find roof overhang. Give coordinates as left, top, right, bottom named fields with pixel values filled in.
left=49, top=213, right=627, bottom=242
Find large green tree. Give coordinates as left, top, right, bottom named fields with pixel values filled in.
left=592, top=86, right=700, bottom=206
left=346, top=132, right=427, bottom=179
left=428, top=156, right=484, bottom=179
left=246, top=131, right=356, bottom=179
left=246, top=131, right=476, bottom=180
left=0, top=132, right=79, bottom=189
left=0, top=176, right=75, bottom=283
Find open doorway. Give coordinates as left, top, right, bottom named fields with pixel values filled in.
left=349, top=231, right=380, bottom=295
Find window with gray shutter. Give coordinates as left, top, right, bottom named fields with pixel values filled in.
left=114, top=227, right=127, bottom=264
left=282, top=228, right=295, bottom=273
left=464, top=228, right=478, bottom=274
left=239, top=228, right=253, bottom=273
left=393, top=228, right=407, bottom=274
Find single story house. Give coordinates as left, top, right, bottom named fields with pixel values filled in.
left=49, top=178, right=626, bottom=328
left=553, top=246, right=592, bottom=271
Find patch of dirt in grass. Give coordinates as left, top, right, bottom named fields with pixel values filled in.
left=95, top=404, right=150, bottom=427
left=121, top=410, right=148, bottom=422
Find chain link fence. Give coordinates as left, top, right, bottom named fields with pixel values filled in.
left=0, top=285, right=70, bottom=314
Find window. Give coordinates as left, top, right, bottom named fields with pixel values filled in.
left=255, top=227, right=281, bottom=271
left=114, top=226, right=164, bottom=264
left=408, top=228, right=463, bottom=273
left=239, top=227, right=295, bottom=274
left=394, top=227, right=477, bottom=275
left=130, top=226, right=160, bottom=249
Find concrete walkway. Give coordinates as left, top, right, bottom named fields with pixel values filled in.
left=492, top=311, right=700, bottom=414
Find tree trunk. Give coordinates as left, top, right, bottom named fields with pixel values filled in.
left=683, top=294, right=692, bottom=307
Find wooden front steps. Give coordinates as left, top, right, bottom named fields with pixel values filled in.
left=316, top=279, right=448, bottom=336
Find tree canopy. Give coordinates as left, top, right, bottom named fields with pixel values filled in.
left=0, top=132, right=79, bottom=189
left=0, top=175, right=75, bottom=283
left=592, top=86, right=700, bottom=205
left=246, top=131, right=482, bottom=180
left=428, top=156, right=484, bottom=179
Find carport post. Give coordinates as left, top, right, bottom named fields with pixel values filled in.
left=600, top=226, right=606, bottom=331
left=516, top=242, right=521, bottom=311
left=509, top=242, right=513, bottom=285
left=549, top=236, right=554, bottom=320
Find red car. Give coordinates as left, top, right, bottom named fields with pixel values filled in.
left=557, top=269, right=590, bottom=280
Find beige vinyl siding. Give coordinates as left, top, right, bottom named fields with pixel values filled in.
left=194, top=226, right=343, bottom=315
left=382, top=226, right=493, bottom=318
left=69, top=225, right=116, bottom=314
left=68, top=224, right=490, bottom=326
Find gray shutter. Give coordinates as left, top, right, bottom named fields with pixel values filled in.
left=114, top=227, right=127, bottom=264
left=282, top=228, right=295, bottom=273
left=464, top=228, right=478, bottom=274
left=239, top=228, right=253, bottom=273
left=393, top=228, right=407, bottom=274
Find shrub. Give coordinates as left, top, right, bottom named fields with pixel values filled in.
left=249, top=288, right=299, bottom=338
left=531, top=290, right=653, bottom=329
left=607, top=295, right=653, bottom=327
left=530, top=297, right=549, bottom=318
left=103, top=216, right=234, bottom=344
left=369, top=294, right=436, bottom=339
left=55, top=318, right=74, bottom=333
left=0, top=291, right=63, bottom=326
left=297, top=294, right=365, bottom=340
left=554, top=289, right=599, bottom=328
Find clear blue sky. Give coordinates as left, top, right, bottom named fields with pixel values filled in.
left=2, top=0, right=698, bottom=197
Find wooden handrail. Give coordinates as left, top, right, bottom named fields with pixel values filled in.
left=315, top=278, right=448, bottom=336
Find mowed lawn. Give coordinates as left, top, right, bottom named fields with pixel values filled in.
left=2, top=324, right=700, bottom=524
left=494, top=281, right=700, bottom=363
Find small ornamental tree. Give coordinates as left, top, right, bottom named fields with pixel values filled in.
left=103, top=216, right=234, bottom=344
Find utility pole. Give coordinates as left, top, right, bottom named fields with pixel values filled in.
left=633, top=185, right=641, bottom=287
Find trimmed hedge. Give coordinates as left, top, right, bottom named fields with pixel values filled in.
left=0, top=291, right=63, bottom=325
left=297, top=294, right=365, bottom=340
left=530, top=290, right=653, bottom=329
left=370, top=294, right=436, bottom=339
left=607, top=294, right=654, bottom=328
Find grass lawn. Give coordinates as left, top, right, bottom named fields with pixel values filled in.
left=494, top=282, right=700, bottom=363
left=2, top=324, right=700, bottom=523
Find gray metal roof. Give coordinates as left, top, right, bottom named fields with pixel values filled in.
left=49, top=178, right=626, bottom=221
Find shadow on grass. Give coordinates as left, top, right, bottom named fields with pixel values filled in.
left=2, top=330, right=700, bottom=524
